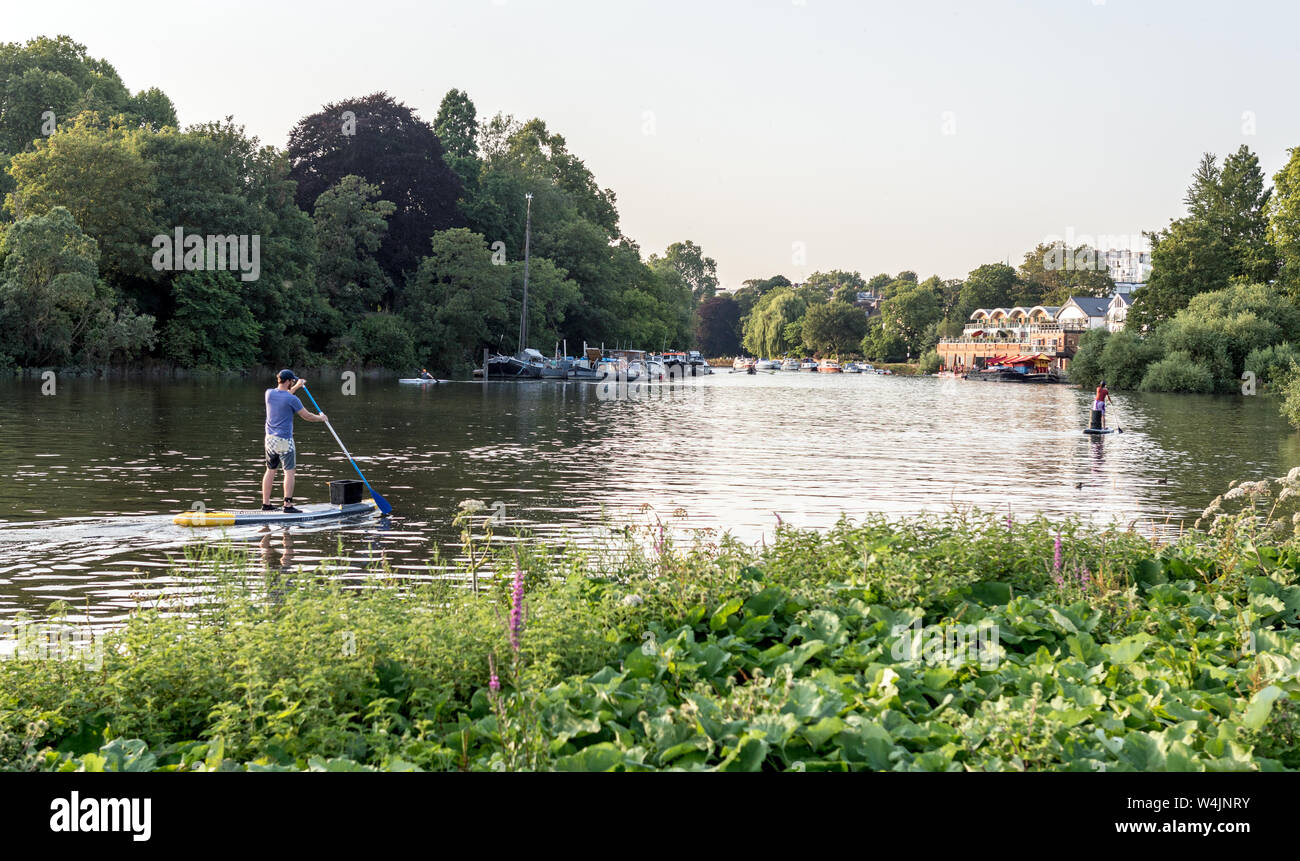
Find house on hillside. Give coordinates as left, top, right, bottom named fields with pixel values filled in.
left=1055, top=296, right=1110, bottom=330
left=1106, top=293, right=1131, bottom=332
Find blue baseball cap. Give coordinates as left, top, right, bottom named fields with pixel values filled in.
left=277, top=369, right=298, bottom=382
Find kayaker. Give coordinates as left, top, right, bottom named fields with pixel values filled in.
left=419, top=368, right=434, bottom=380
left=262, top=369, right=328, bottom=513
left=1093, top=380, right=1111, bottom=429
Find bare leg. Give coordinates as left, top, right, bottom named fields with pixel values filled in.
left=284, top=468, right=296, bottom=501
left=262, top=469, right=275, bottom=504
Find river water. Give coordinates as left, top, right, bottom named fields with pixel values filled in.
left=1, top=371, right=1295, bottom=624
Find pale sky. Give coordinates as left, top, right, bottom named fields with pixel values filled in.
left=9, top=0, right=1300, bottom=289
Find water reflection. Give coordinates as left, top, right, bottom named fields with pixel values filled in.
left=0, top=373, right=1295, bottom=622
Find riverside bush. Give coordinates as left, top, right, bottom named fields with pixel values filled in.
left=3, top=511, right=1297, bottom=772
left=1244, top=343, right=1300, bottom=387
left=1139, top=350, right=1217, bottom=393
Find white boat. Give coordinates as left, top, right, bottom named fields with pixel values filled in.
left=799, top=359, right=818, bottom=372
left=687, top=351, right=713, bottom=375
left=843, top=363, right=862, bottom=374
left=755, top=358, right=780, bottom=371
left=781, top=358, right=799, bottom=371
left=733, top=357, right=756, bottom=371
left=818, top=359, right=842, bottom=373
left=639, top=358, right=666, bottom=380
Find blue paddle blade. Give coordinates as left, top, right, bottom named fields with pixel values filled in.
left=371, top=490, right=393, bottom=514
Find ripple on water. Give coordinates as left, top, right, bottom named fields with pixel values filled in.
left=0, top=374, right=1292, bottom=624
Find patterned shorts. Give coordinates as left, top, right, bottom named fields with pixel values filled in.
left=265, top=434, right=296, bottom=470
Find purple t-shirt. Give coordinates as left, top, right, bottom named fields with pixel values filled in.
left=265, top=388, right=303, bottom=439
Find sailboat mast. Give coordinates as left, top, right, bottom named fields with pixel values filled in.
left=518, top=192, right=533, bottom=355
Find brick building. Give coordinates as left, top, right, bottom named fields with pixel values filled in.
left=937, top=296, right=1113, bottom=374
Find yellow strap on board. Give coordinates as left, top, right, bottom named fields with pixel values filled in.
left=172, top=510, right=237, bottom=527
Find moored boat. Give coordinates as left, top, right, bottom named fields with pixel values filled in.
left=487, top=348, right=546, bottom=378
left=687, top=351, right=713, bottom=375
left=781, top=357, right=800, bottom=371
left=818, top=359, right=842, bottom=373
left=799, top=358, right=818, bottom=372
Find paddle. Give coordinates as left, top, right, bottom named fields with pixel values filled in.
left=299, top=384, right=393, bottom=514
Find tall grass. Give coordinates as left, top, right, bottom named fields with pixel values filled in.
left=2, top=506, right=1297, bottom=771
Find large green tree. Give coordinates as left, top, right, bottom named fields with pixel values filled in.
left=804, top=269, right=866, bottom=304
left=0, top=206, right=153, bottom=367
left=1270, top=147, right=1300, bottom=296
left=287, top=92, right=463, bottom=281
left=1017, top=242, right=1114, bottom=306
left=434, top=88, right=480, bottom=190
left=650, top=240, right=718, bottom=301
left=956, top=263, right=1019, bottom=320
left=1130, top=147, right=1276, bottom=329
left=801, top=300, right=867, bottom=356
left=162, top=269, right=261, bottom=368
left=6, top=113, right=160, bottom=287
left=742, top=287, right=807, bottom=357
left=0, top=35, right=176, bottom=155
left=311, top=174, right=394, bottom=319
left=401, top=228, right=511, bottom=370
left=880, top=282, right=941, bottom=356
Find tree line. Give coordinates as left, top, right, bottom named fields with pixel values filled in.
left=0, top=36, right=717, bottom=373
left=710, top=138, right=1300, bottom=402
left=698, top=245, right=1116, bottom=365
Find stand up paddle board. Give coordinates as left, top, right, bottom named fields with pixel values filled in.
left=1083, top=427, right=1122, bottom=435
left=173, top=501, right=378, bottom=527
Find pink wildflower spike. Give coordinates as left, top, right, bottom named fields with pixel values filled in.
left=510, top=564, right=525, bottom=655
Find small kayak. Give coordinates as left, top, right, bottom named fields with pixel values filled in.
left=398, top=378, right=445, bottom=384
left=173, top=501, right=377, bottom=527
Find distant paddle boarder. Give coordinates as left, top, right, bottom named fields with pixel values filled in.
left=262, top=369, right=328, bottom=513
left=1091, top=380, right=1112, bottom=429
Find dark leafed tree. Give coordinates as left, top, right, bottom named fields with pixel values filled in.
left=694, top=293, right=742, bottom=356
left=287, top=92, right=463, bottom=286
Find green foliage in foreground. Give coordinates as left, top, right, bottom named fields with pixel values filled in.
left=3, top=510, right=1299, bottom=772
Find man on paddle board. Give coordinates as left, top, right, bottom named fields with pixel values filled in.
left=262, top=369, right=328, bottom=513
